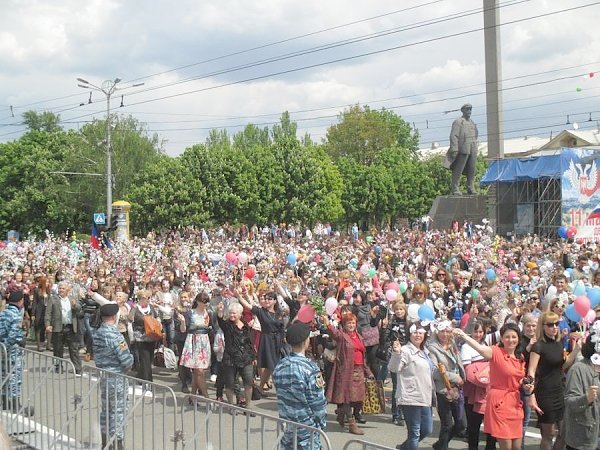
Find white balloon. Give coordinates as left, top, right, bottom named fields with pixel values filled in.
left=238, top=251, right=248, bottom=264
left=408, top=303, right=420, bottom=321
left=325, top=297, right=338, bottom=316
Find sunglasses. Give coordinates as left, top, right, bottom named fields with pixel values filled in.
left=544, top=322, right=560, bottom=327
left=437, top=273, right=446, bottom=277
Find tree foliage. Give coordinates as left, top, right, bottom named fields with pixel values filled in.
left=0, top=107, right=488, bottom=236
left=127, top=156, right=209, bottom=234
left=324, top=104, right=419, bottom=164
left=22, top=111, right=62, bottom=133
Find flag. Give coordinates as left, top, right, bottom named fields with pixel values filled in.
left=90, top=224, right=100, bottom=249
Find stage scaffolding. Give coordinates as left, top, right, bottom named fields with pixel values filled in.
left=492, top=177, right=561, bottom=237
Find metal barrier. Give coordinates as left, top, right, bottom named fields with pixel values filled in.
left=180, top=394, right=332, bottom=450
left=0, top=344, right=332, bottom=450
left=341, top=439, right=396, bottom=450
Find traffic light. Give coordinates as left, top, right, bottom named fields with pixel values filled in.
left=107, top=213, right=119, bottom=232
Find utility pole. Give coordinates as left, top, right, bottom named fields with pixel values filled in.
left=483, top=0, right=504, bottom=159
left=76, top=77, right=143, bottom=227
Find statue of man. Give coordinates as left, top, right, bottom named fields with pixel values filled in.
left=446, top=103, right=478, bottom=195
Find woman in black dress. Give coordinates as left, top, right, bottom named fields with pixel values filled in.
left=527, top=311, right=581, bottom=450
left=237, top=289, right=286, bottom=394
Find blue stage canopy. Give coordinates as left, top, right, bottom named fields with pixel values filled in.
left=480, top=149, right=579, bottom=185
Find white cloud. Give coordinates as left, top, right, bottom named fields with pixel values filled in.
left=0, top=0, right=599, bottom=155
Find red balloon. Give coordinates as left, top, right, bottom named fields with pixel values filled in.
left=575, top=295, right=591, bottom=317
left=567, top=226, right=577, bottom=239
left=296, top=305, right=316, bottom=323
left=244, top=268, right=255, bottom=279
left=0, top=241, right=6, bottom=249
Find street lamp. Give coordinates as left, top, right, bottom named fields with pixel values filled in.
left=76, top=77, right=144, bottom=227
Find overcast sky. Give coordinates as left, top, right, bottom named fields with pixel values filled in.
left=1, top=0, right=599, bottom=155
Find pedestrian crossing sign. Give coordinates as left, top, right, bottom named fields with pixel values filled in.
left=93, top=213, right=106, bottom=225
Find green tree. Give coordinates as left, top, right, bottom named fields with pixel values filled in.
left=78, top=115, right=163, bottom=201
left=0, top=130, right=85, bottom=235
left=272, top=111, right=297, bottom=142
left=232, top=124, right=271, bottom=149
left=126, top=156, right=209, bottom=233
left=22, top=111, right=62, bottom=133
left=324, top=105, right=419, bottom=164
left=272, top=136, right=343, bottom=224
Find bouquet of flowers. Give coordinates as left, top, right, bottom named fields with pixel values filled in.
left=309, top=296, right=325, bottom=316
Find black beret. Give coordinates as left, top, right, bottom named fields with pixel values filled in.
left=286, top=322, right=310, bottom=346
left=99, top=303, right=119, bottom=317
left=7, top=291, right=24, bottom=303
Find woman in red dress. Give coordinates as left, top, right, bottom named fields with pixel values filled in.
left=454, top=323, right=534, bottom=450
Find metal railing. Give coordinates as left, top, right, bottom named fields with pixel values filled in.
left=342, top=439, right=396, bottom=450
left=180, top=395, right=331, bottom=450
left=0, top=343, right=333, bottom=449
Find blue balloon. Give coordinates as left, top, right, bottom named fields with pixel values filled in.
left=374, top=245, right=382, bottom=255
left=485, top=268, right=497, bottom=282
left=567, top=268, right=574, bottom=278
left=558, top=226, right=568, bottom=239
left=287, top=253, right=297, bottom=266
left=350, top=258, right=358, bottom=267
left=589, top=288, right=600, bottom=308
left=418, top=304, right=436, bottom=321
left=573, top=281, right=587, bottom=296
left=565, top=303, right=581, bottom=323
left=512, top=284, right=520, bottom=292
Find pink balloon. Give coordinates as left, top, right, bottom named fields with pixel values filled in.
left=567, top=226, right=577, bottom=239
left=387, top=282, right=400, bottom=293
left=225, top=251, right=238, bottom=264
left=508, top=270, right=518, bottom=281
left=584, top=309, right=596, bottom=324
left=296, top=305, right=316, bottom=323
left=574, top=295, right=591, bottom=317
left=386, top=289, right=398, bottom=302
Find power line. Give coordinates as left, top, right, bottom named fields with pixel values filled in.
left=2, top=0, right=451, bottom=114
left=124, top=0, right=451, bottom=84
left=1, top=0, right=525, bottom=120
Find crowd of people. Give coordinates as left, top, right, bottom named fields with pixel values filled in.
left=0, top=221, right=600, bottom=450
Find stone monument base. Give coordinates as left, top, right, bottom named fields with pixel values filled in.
left=427, top=194, right=487, bottom=230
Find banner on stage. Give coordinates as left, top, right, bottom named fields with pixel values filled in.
left=562, top=148, right=600, bottom=242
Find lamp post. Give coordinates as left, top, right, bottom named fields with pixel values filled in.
left=76, top=77, right=143, bottom=227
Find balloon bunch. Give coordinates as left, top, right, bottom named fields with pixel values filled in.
left=558, top=226, right=577, bottom=240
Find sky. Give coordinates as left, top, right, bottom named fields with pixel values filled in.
left=1, top=0, right=599, bottom=156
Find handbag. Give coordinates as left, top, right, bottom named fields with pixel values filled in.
left=362, top=379, right=385, bottom=414
left=360, top=326, right=380, bottom=347
left=323, top=347, right=337, bottom=363
left=375, top=342, right=391, bottom=362
left=143, top=314, right=163, bottom=341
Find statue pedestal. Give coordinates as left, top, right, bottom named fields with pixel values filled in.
left=427, top=194, right=487, bottom=230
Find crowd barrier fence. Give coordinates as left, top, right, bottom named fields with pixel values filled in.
left=341, top=439, right=395, bottom=450
left=0, top=344, right=340, bottom=450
